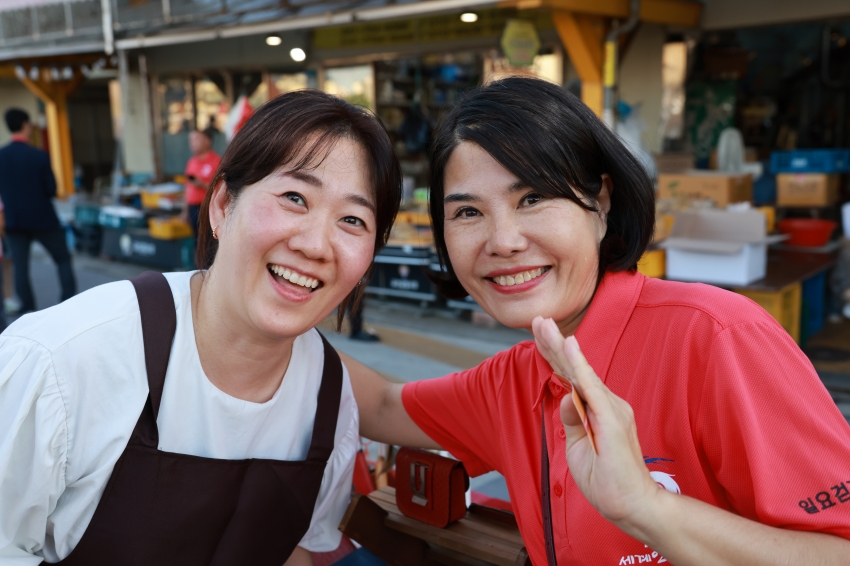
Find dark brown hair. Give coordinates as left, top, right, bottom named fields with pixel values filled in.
left=429, top=77, right=655, bottom=299
left=196, top=89, right=401, bottom=327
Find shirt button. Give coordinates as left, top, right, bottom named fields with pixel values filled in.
left=548, top=381, right=566, bottom=398
left=557, top=427, right=566, bottom=439
left=553, top=483, right=563, bottom=497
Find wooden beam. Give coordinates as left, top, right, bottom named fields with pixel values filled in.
left=501, top=0, right=703, bottom=28
left=639, top=0, right=702, bottom=27
left=18, top=72, right=78, bottom=199
left=552, top=10, right=605, bottom=117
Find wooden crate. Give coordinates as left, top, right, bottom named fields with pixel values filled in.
left=734, top=282, right=802, bottom=343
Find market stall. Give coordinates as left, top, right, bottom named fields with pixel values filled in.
left=72, top=182, right=195, bottom=270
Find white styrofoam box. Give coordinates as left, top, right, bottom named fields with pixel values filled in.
left=665, top=243, right=768, bottom=286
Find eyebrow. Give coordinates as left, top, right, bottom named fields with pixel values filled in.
left=287, top=170, right=322, bottom=187
left=444, top=181, right=528, bottom=204
left=347, top=194, right=376, bottom=215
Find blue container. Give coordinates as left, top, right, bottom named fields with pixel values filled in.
left=770, top=149, right=850, bottom=174
left=752, top=161, right=776, bottom=205
left=74, top=203, right=101, bottom=227
left=800, top=271, right=827, bottom=345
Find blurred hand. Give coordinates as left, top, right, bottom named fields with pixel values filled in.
left=532, top=316, right=662, bottom=526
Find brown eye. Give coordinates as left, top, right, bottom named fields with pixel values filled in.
left=454, top=207, right=480, bottom=219
left=284, top=192, right=306, bottom=206
left=521, top=192, right=542, bottom=206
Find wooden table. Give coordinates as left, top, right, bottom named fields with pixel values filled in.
left=340, top=487, right=530, bottom=566
left=732, top=249, right=837, bottom=293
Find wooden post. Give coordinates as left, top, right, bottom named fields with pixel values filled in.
left=552, top=10, right=607, bottom=117
left=19, top=69, right=82, bottom=199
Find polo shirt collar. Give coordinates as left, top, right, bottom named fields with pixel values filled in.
left=533, top=270, right=645, bottom=410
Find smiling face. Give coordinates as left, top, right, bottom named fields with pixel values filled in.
left=208, top=137, right=376, bottom=340
left=443, top=142, right=610, bottom=334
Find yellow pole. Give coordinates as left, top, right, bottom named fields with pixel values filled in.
left=19, top=71, right=80, bottom=199
left=552, top=10, right=606, bottom=118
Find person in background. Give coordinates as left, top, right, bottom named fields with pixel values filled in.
left=0, top=108, right=76, bottom=315
left=182, top=128, right=221, bottom=235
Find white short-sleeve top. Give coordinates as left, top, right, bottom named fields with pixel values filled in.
left=0, top=271, right=359, bottom=564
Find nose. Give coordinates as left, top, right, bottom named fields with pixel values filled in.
left=287, top=216, right=334, bottom=262
left=483, top=212, right=528, bottom=257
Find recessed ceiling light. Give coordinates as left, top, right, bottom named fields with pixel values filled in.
left=290, top=47, right=306, bottom=62
left=460, top=12, right=478, bottom=23
left=266, top=35, right=282, bottom=46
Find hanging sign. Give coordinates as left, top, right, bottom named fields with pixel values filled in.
left=500, top=19, right=540, bottom=67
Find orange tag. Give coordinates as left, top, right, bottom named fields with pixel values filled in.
left=554, top=373, right=597, bottom=453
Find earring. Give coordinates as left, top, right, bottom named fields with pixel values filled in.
left=212, top=225, right=218, bottom=240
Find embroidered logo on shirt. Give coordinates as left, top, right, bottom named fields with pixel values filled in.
left=643, top=457, right=681, bottom=494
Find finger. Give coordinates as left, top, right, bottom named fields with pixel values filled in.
left=559, top=394, right=590, bottom=451
left=532, top=320, right=564, bottom=378
left=563, top=336, right=605, bottom=401
left=536, top=318, right=575, bottom=383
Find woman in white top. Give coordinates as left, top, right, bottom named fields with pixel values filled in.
left=0, top=90, right=401, bottom=565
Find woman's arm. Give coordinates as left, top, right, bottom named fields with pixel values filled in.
left=283, top=546, right=311, bottom=566
left=533, top=317, right=850, bottom=565
left=340, top=352, right=440, bottom=449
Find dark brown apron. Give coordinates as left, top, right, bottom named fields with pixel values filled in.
left=53, top=271, right=343, bottom=565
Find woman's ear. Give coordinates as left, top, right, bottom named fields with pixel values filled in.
left=208, top=179, right=229, bottom=233
left=598, top=174, right=613, bottom=215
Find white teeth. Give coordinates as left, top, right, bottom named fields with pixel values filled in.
left=493, top=268, right=546, bottom=286
left=269, top=265, right=320, bottom=290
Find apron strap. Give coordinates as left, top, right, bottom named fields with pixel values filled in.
left=306, top=332, right=343, bottom=462
left=130, top=271, right=177, bottom=432
left=542, top=406, right=559, bottom=566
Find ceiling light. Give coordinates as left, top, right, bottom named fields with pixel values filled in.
left=266, top=35, right=282, bottom=46
left=290, top=47, right=306, bottom=62
left=460, top=12, right=478, bottom=23
left=29, top=66, right=39, bottom=80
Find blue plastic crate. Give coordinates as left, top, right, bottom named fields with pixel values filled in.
left=800, top=271, right=826, bottom=345
left=770, top=149, right=850, bottom=174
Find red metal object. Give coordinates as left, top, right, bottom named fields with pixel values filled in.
left=777, top=219, right=837, bottom=247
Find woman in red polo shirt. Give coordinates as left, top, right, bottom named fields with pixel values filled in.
left=345, top=77, right=850, bottom=565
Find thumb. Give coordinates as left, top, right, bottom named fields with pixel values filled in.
left=560, top=394, right=587, bottom=449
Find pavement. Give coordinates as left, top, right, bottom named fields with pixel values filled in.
left=13, top=244, right=850, bottom=504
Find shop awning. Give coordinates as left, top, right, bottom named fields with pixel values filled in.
left=113, top=0, right=500, bottom=49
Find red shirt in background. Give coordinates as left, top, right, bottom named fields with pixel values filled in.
left=403, top=271, right=850, bottom=566
left=184, top=151, right=221, bottom=206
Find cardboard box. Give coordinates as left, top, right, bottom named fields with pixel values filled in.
left=660, top=210, right=786, bottom=286
left=657, top=171, right=753, bottom=207
left=776, top=173, right=840, bottom=207
left=654, top=152, right=695, bottom=173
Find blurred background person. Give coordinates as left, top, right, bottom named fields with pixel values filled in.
left=181, top=128, right=221, bottom=235
left=0, top=108, right=76, bottom=315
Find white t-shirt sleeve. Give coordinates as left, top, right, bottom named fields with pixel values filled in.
left=0, top=336, right=68, bottom=566
left=296, top=366, right=359, bottom=553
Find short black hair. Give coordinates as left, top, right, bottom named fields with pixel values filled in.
left=429, top=77, right=655, bottom=299
left=4, top=108, right=29, bottom=133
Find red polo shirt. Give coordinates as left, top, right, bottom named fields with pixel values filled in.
left=184, top=151, right=221, bottom=206
left=403, top=271, right=850, bottom=565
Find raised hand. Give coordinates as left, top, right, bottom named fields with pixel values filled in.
left=531, top=316, right=661, bottom=526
